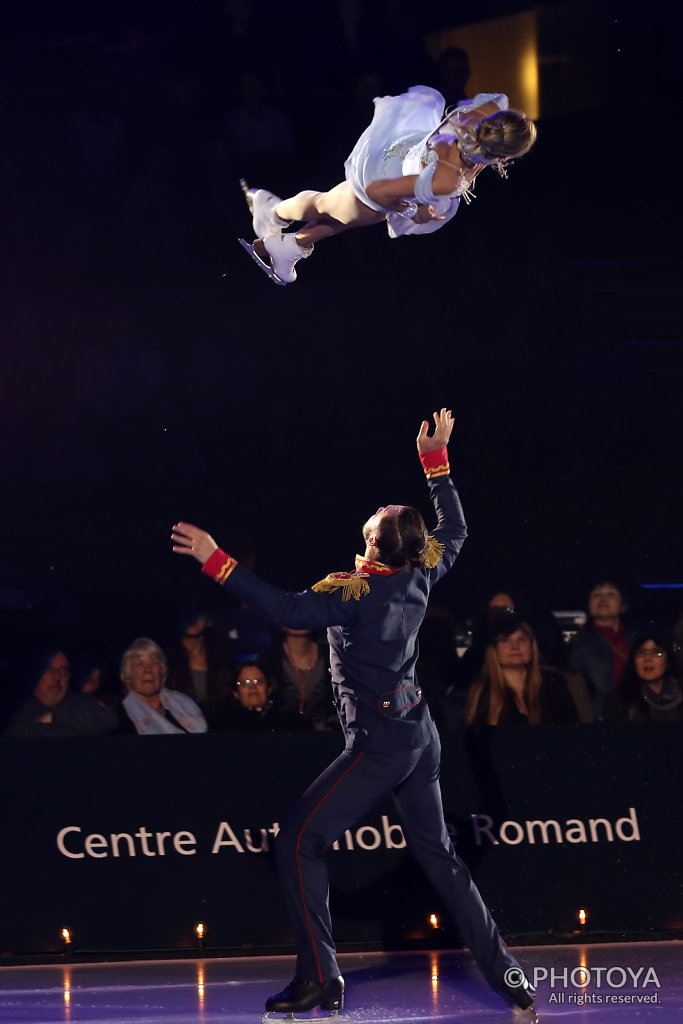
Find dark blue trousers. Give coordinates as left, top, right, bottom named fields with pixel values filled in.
left=275, top=732, right=521, bottom=992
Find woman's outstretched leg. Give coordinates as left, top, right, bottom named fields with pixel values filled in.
left=242, top=182, right=386, bottom=285
left=277, top=183, right=386, bottom=241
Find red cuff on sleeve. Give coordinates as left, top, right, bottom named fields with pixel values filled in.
left=419, top=447, right=450, bottom=479
left=201, top=548, right=238, bottom=584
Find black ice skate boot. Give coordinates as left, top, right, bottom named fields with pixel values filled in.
left=265, top=975, right=345, bottom=1014
left=499, top=969, right=536, bottom=1015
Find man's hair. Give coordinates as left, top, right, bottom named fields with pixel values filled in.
left=370, top=506, right=429, bottom=568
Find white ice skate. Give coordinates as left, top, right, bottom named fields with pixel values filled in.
left=238, top=234, right=313, bottom=286
left=240, top=179, right=289, bottom=237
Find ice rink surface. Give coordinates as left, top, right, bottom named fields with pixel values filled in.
left=0, top=942, right=679, bottom=1023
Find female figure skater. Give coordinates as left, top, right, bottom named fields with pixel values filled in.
left=171, top=409, right=536, bottom=1017
left=239, top=84, right=536, bottom=285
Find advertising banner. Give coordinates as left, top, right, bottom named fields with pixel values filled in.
left=1, top=724, right=680, bottom=955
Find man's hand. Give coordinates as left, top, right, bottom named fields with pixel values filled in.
left=171, top=522, right=219, bottom=566
left=416, top=408, right=454, bottom=453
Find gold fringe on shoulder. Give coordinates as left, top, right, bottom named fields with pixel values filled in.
left=312, top=572, right=371, bottom=602
left=422, top=535, right=446, bottom=569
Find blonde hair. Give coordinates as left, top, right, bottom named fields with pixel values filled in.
left=475, top=110, right=536, bottom=160
left=448, top=107, right=537, bottom=175
left=465, top=621, right=543, bottom=724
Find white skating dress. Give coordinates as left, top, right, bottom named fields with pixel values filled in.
left=344, top=85, right=508, bottom=238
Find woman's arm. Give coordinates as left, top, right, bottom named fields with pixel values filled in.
left=467, top=100, right=501, bottom=119
left=365, top=169, right=459, bottom=209
left=364, top=175, right=419, bottom=210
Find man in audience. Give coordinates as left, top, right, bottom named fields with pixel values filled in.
left=4, top=648, right=118, bottom=738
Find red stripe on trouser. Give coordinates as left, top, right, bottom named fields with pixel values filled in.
left=295, top=751, right=365, bottom=982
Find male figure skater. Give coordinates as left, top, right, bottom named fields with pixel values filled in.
left=172, top=409, right=535, bottom=1016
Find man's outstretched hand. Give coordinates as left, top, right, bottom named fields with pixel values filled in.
left=171, top=522, right=218, bottom=566
left=416, top=408, right=453, bottom=453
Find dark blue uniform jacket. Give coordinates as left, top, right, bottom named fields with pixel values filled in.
left=218, top=474, right=466, bottom=752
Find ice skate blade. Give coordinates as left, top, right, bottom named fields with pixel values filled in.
left=238, top=237, right=287, bottom=286
left=262, top=1013, right=350, bottom=1023
left=240, top=179, right=255, bottom=214
left=512, top=1007, right=540, bottom=1023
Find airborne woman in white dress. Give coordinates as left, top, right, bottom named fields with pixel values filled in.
left=238, top=85, right=536, bottom=285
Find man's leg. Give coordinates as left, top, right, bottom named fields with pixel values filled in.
left=391, top=736, right=525, bottom=996
left=276, top=745, right=421, bottom=982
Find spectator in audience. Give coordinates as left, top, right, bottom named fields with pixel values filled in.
left=223, top=69, right=295, bottom=183
left=165, top=605, right=233, bottom=726
left=603, top=633, right=683, bottom=722
left=4, top=648, right=118, bottom=738
left=560, top=667, right=594, bottom=724
left=567, top=580, right=637, bottom=717
left=443, top=591, right=518, bottom=725
left=117, top=140, right=186, bottom=276
left=210, top=542, right=274, bottom=662
left=216, top=660, right=314, bottom=732
left=118, top=637, right=208, bottom=735
left=456, top=590, right=518, bottom=685
left=464, top=617, right=578, bottom=725
left=261, top=627, right=338, bottom=730
left=434, top=47, right=471, bottom=109
left=416, top=606, right=461, bottom=732
left=71, top=651, right=121, bottom=708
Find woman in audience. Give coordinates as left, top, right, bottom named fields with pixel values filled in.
left=165, top=604, right=233, bottom=726
left=216, top=660, right=313, bottom=732
left=261, top=627, right=338, bottom=730
left=119, top=637, right=208, bottom=735
left=465, top=617, right=578, bottom=725
left=603, top=633, right=683, bottom=722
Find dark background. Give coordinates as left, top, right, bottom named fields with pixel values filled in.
left=1, top=0, right=682, bottom=661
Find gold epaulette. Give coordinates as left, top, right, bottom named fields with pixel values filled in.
left=423, top=535, right=445, bottom=569
left=311, top=572, right=371, bottom=602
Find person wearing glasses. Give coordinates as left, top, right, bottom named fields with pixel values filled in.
left=171, top=409, right=536, bottom=1017
left=215, top=660, right=313, bottom=733
left=4, top=648, right=118, bottom=738
left=602, top=634, right=683, bottom=722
